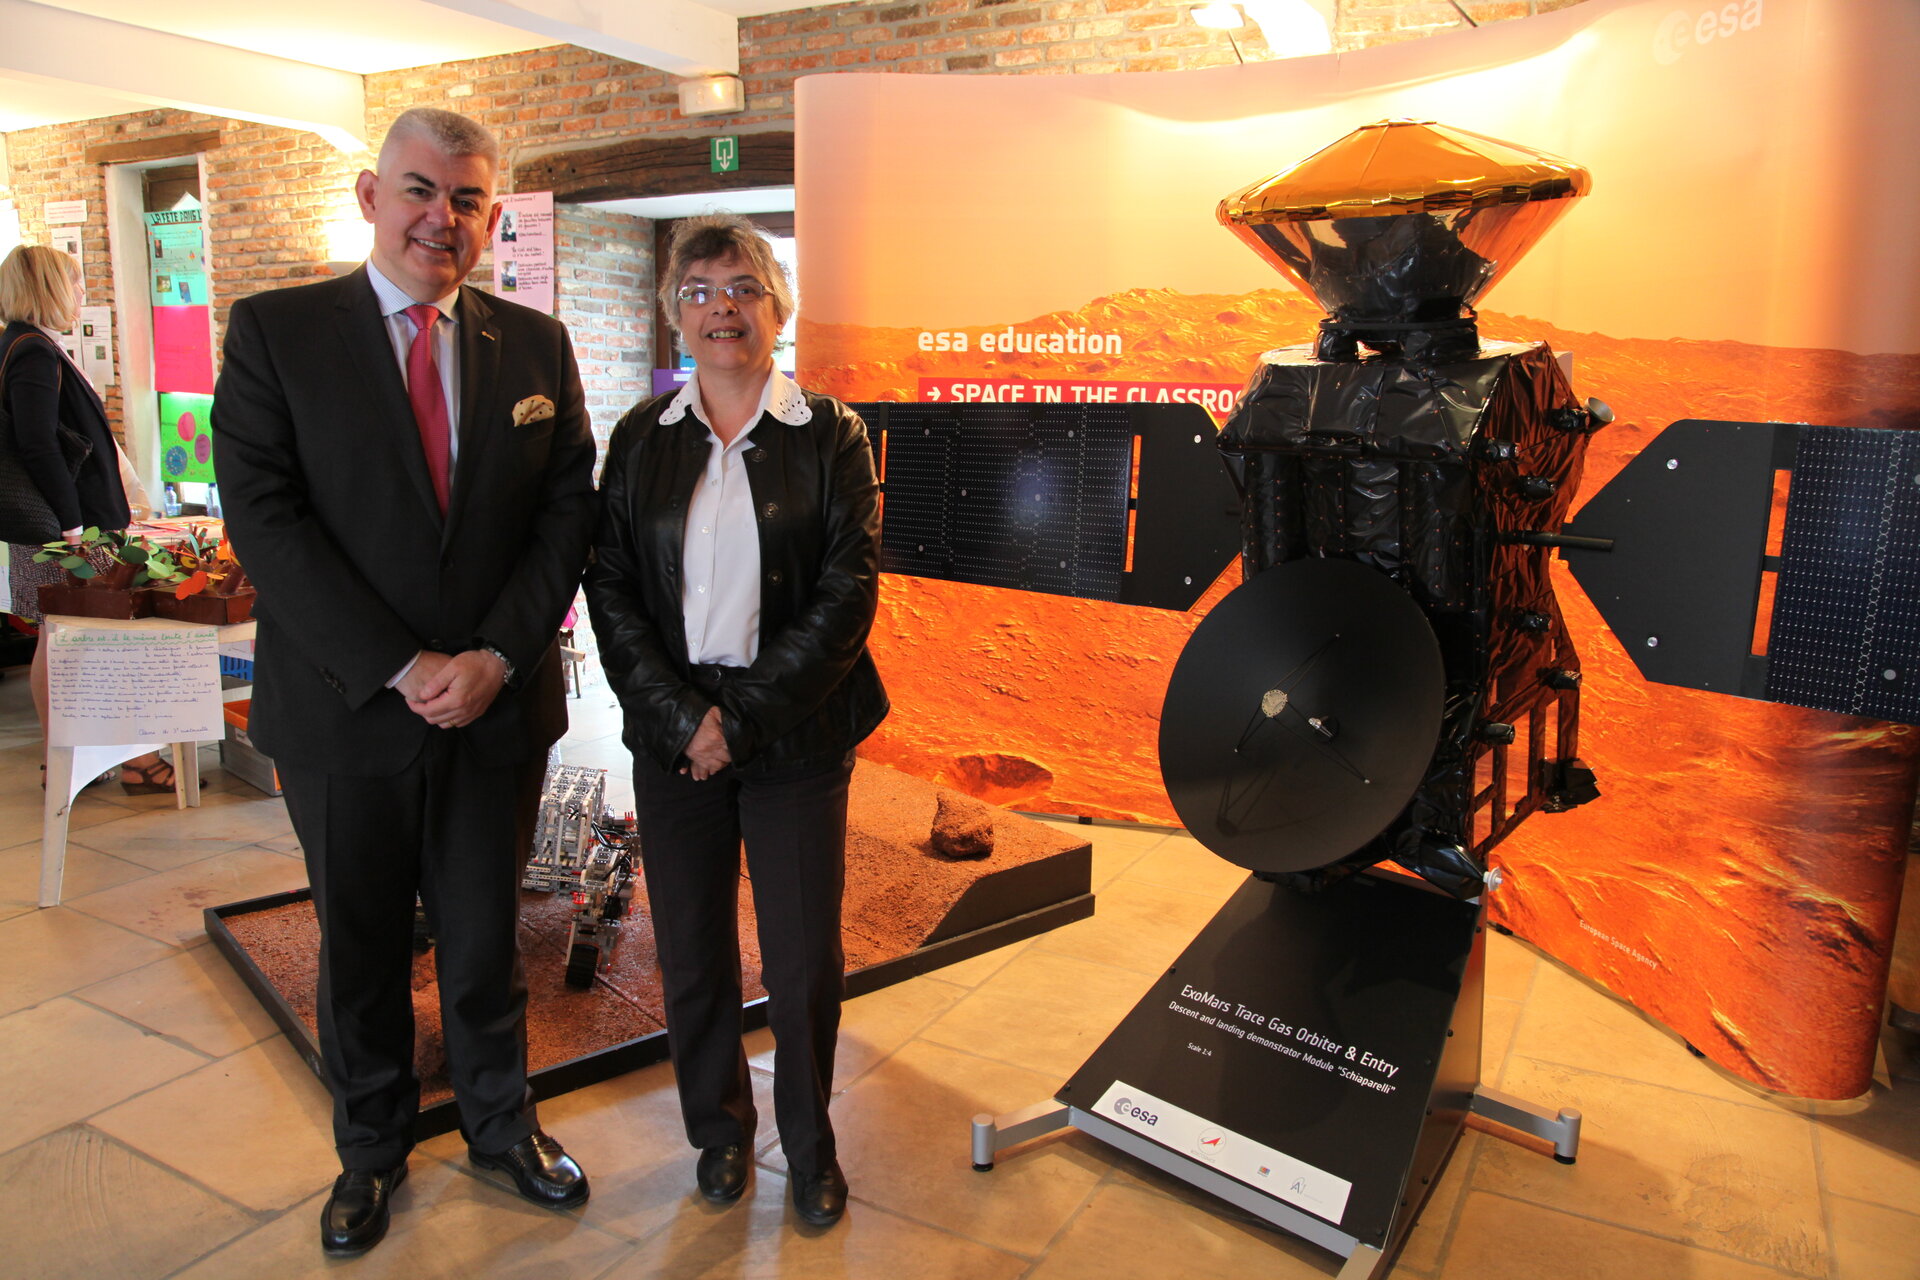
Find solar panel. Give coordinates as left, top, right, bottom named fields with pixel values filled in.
left=870, top=404, right=1135, bottom=600
left=1766, top=426, right=1920, bottom=722
left=1562, top=418, right=1920, bottom=727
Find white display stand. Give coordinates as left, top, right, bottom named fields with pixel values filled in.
left=39, top=615, right=255, bottom=906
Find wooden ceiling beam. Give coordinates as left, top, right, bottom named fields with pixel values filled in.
left=84, top=131, right=224, bottom=166
left=514, top=132, right=793, bottom=205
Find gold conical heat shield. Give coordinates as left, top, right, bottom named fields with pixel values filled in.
left=1218, top=119, right=1591, bottom=323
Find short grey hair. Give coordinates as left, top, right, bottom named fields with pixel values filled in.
left=657, top=213, right=795, bottom=338
left=379, top=107, right=500, bottom=170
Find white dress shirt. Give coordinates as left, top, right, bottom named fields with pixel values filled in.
left=662, top=368, right=814, bottom=667
left=365, top=260, right=462, bottom=472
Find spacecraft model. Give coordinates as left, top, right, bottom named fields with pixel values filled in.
left=972, top=120, right=1600, bottom=1280
left=523, top=763, right=641, bottom=989
left=1183, top=118, right=1612, bottom=896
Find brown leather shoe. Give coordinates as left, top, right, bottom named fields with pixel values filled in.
left=469, top=1130, right=589, bottom=1208
left=320, top=1163, right=407, bottom=1255
left=791, top=1161, right=848, bottom=1227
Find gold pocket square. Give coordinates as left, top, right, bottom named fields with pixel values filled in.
left=512, top=395, right=556, bottom=426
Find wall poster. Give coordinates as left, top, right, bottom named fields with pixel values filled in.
left=145, top=207, right=216, bottom=487
left=796, top=0, right=1920, bottom=1098
left=158, top=392, right=216, bottom=484
left=492, top=191, right=555, bottom=315
left=75, top=305, right=113, bottom=387
left=146, top=209, right=208, bottom=307
left=151, top=304, right=214, bottom=396
left=49, top=226, right=81, bottom=274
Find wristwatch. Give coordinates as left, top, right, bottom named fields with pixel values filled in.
left=480, top=644, right=515, bottom=686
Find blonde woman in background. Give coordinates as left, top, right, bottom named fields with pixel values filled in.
left=1, top=244, right=172, bottom=793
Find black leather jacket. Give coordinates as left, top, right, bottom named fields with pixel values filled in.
left=584, top=383, right=888, bottom=775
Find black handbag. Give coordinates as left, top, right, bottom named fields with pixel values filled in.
left=0, top=331, right=94, bottom=545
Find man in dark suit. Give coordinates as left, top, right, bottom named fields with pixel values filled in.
left=213, top=107, right=595, bottom=1256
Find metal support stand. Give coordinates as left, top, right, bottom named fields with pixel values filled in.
left=973, top=1104, right=1375, bottom=1261
left=966, top=872, right=1584, bottom=1279
left=970, top=1101, right=1065, bottom=1172
left=970, top=1085, right=1580, bottom=1277
left=1468, top=1087, right=1583, bottom=1164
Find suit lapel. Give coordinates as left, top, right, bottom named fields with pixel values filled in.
left=333, top=268, right=441, bottom=524
left=444, top=284, right=500, bottom=545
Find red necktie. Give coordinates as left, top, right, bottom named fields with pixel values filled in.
left=404, top=303, right=451, bottom=513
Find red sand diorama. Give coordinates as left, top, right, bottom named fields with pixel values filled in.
left=224, top=760, right=1091, bottom=1108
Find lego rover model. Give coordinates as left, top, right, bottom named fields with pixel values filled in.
left=522, top=763, right=641, bottom=989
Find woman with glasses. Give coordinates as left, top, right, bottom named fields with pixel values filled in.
left=583, top=214, right=887, bottom=1228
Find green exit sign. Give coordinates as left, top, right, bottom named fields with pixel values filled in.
left=710, top=137, right=739, bottom=173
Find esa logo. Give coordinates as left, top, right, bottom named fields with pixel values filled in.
left=1654, top=0, right=1763, bottom=65
left=1113, top=1097, right=1160, bottom=1127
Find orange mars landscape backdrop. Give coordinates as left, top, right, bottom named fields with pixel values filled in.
left=796, top=0, right=1920, bottom=1097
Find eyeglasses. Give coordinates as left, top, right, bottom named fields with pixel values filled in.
left=676, top=280, right=768, bottom=306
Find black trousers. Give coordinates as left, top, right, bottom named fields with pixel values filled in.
left=633, top=749, right=854, bottom=1176
left=280, top=732, right=545, bottom=1170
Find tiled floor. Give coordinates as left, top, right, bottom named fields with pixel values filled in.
left=3, top=658, right=1917, bottom=1279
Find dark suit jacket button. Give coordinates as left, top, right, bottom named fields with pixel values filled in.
left=670, top=498, right=682, bottom=510
left=761, top=502, right=779, bottom=519
left=749, top=448, right=767, bottom=462
left=767, top=569, right=783, bottom=584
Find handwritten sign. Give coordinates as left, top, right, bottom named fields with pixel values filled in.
left=46, top=618, right=222, bottom=747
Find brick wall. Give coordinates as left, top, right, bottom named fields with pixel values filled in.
left=0, top=0, right=1593, bottom=447
left=554, top=205, right=653, bottom=440
left=737, top=0, right=1265, bottom=96
left=1336, top=1, right=1593, bottom=50
left=0, top=111, right=368, bottom=441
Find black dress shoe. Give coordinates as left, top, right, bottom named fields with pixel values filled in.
left=320, top=1163, right=407, bottom=1256
left=470, top=1130, right=589, bottom=1208
left=696, top=1143, right=750, bottom=1202
left=790, top=1161, right=848, bottom=1227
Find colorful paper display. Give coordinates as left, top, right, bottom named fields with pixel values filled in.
left=151, top=306, right=214, bottom=395
left=146, top=209, right=208, bottom=308
left=492, top=191, right=555, bottom=315
left=158, top=392, right=216, bottom=483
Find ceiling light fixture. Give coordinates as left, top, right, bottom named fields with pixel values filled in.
left=1192, top=3, right=1245, bottom=30
left=678, top=74, right=746, bottom=117
left=1238, top=0, right=1336, bottom=58
left=324, top=217, right=372, bottom=274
